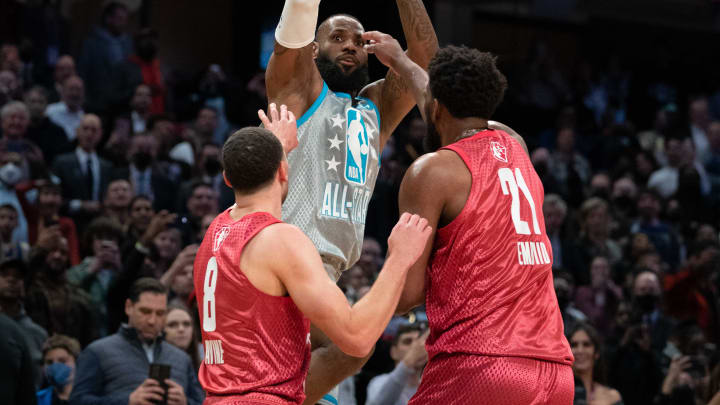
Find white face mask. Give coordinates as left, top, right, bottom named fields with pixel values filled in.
left=0, top=163, right=23, bottom=186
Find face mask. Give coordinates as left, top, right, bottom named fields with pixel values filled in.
left=204, top=158, right=222, bottom=176
left=132, top=152, right=153, bottom=170
left=45, top=362, right=72, bottom=389
left=0, top=163, right=22, bottom=186
left=635, top=294, right=659, bottom=313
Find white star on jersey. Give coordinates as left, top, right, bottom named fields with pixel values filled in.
left=328, top=135, right=343, bottom=150
left=325, top=156, right=340, bottom=172
left=330, top=114, right=344, bottom=129
left=366, top=126, right=376, bottom=140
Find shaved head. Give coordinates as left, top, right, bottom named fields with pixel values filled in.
left=316, top=14, right=363, bottom=40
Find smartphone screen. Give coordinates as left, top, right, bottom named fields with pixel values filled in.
left=148, top=363, right=171, bottom=405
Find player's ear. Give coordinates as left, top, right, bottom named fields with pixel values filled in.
left=278, top=160, right=289, bottom=183
left=125, top=299, right=133, bottom=318
left=312, top=41, right=319, bottom=59
left=222, top=171, right=232, bottom=188
left=431, top=99, right=441, bottom=124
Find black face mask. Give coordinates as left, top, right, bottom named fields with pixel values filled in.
left=635, top=294, right=659, bottom=313
left=132, top=152, right=153, bottom=170
left=315, top=52, right=370, bottom=95
left=204, top=158, right=222, bottom=176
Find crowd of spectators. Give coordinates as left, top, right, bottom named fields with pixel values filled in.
left=1, top=1, right=720, bottom=405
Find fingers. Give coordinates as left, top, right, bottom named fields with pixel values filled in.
left=270, top=103, right=279, bottom=122
left=258, top=109, right=271, bottom=128
left=361, top=31, right=386, bottom=42
left=399, top=212, right=411, bottom=224
left=364, top=43, right=376, bottom=54
left=408, top=214, right=420, bottom=227
left=287, top=110, right=296, bottom=125
left=164, top=379, right=181, bottom=388
left=280, top=104, right=288, bottom=121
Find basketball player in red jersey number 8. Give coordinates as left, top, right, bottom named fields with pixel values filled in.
left=193, top=106, right=432, bottom=405
left=363, top=34, right=575, bottom=404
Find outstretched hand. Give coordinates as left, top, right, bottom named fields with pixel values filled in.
left=362, top=31, right=405, bottom=70
left=258, top=103, right=298, bottom=154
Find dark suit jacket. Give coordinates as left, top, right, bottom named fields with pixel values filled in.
left=113, top=165, right=177, bottom=212
left=51, top=152, right=114, bottom=202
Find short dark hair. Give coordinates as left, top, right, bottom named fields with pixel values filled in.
left=42, top=334, right=81, bottom=359
left=428, top=45, right=507, bottom=120
left=316, top=14, right=363, bottom=39
left=130, top=195, right=153, bottom=209
left=146, top=114, right=172, bottom=132
left=0, top=259, right=26, bottom=276
left=0, top=204, right=17, bottom=213
left=128, top=277, right=167, bottom=302
left=83, top=217, right=124, bottom=247
left=222, top=127, right=283, bottom=194
left=392, top=323, right=423, bottom=347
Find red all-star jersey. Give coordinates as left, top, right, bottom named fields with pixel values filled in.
left=194, top=210, right=311, bottom=404
left=425, top=129, right=573, bottom=366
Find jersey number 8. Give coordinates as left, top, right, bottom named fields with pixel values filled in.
left=202, top=257, right=218, bottom=332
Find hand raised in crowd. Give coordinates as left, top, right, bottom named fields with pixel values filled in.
left=160, top=244, right=199, bottom=287
left=89, top=240, right=122, bottom=274
left=661, top=355, right=692, bottom=395
left=258, top=103, right=297, bottom=154
left=128, top=379, right=165, bottom=405
left=402, top=329, right=430, bottom=371
left=165, top=379, right=188, bottom=405
left=140, top=210, right=178, bottom=246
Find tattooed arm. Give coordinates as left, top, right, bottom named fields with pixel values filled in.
left=360, top=0, right=438, bottom=148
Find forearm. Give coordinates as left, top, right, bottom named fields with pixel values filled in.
left=303, top=344, right=372, bottom=405
left=396, top=0, right=438, bottom=66
left=388, top=55, right=428, bottom=114
left=345, top=256, right=409, bottom=355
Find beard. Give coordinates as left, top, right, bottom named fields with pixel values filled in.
left=315, top=53, right=370, bottom=95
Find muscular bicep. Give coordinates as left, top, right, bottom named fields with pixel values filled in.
left=266, top=43, right=324, bottom=119
left=396, top=156, right=444, bottom=313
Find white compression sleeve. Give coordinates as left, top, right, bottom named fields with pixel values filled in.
left=275, top=0, right=322, bottom=49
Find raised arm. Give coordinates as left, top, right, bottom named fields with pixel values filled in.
left=362, top=0, right=438, bottom=146
left=265, top=214, right=431, bottom=357
left=265, top=0, right=325, bottom=120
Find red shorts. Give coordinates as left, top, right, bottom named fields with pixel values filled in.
left=204, top=393, right=299, bottom=405
left=408, top=354, right=574, bottom=405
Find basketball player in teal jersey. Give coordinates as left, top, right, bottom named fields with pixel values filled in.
left=263, top=0, right=438, bottom=403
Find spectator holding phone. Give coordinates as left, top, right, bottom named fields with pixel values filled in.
left=67, top=217, right=125, bottom=336
left=16, top=179, right=81, bottom=265
left=70, top=277, right=204, bottom=405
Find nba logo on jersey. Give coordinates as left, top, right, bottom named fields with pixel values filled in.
left=491, top=141, right=508, bottom=163
left=344, top=108, right=369, bottom=185
left=213, top=226, right=230, bottom=252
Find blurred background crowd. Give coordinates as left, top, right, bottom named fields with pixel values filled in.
left=1, top=0, right=720, bottom=404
